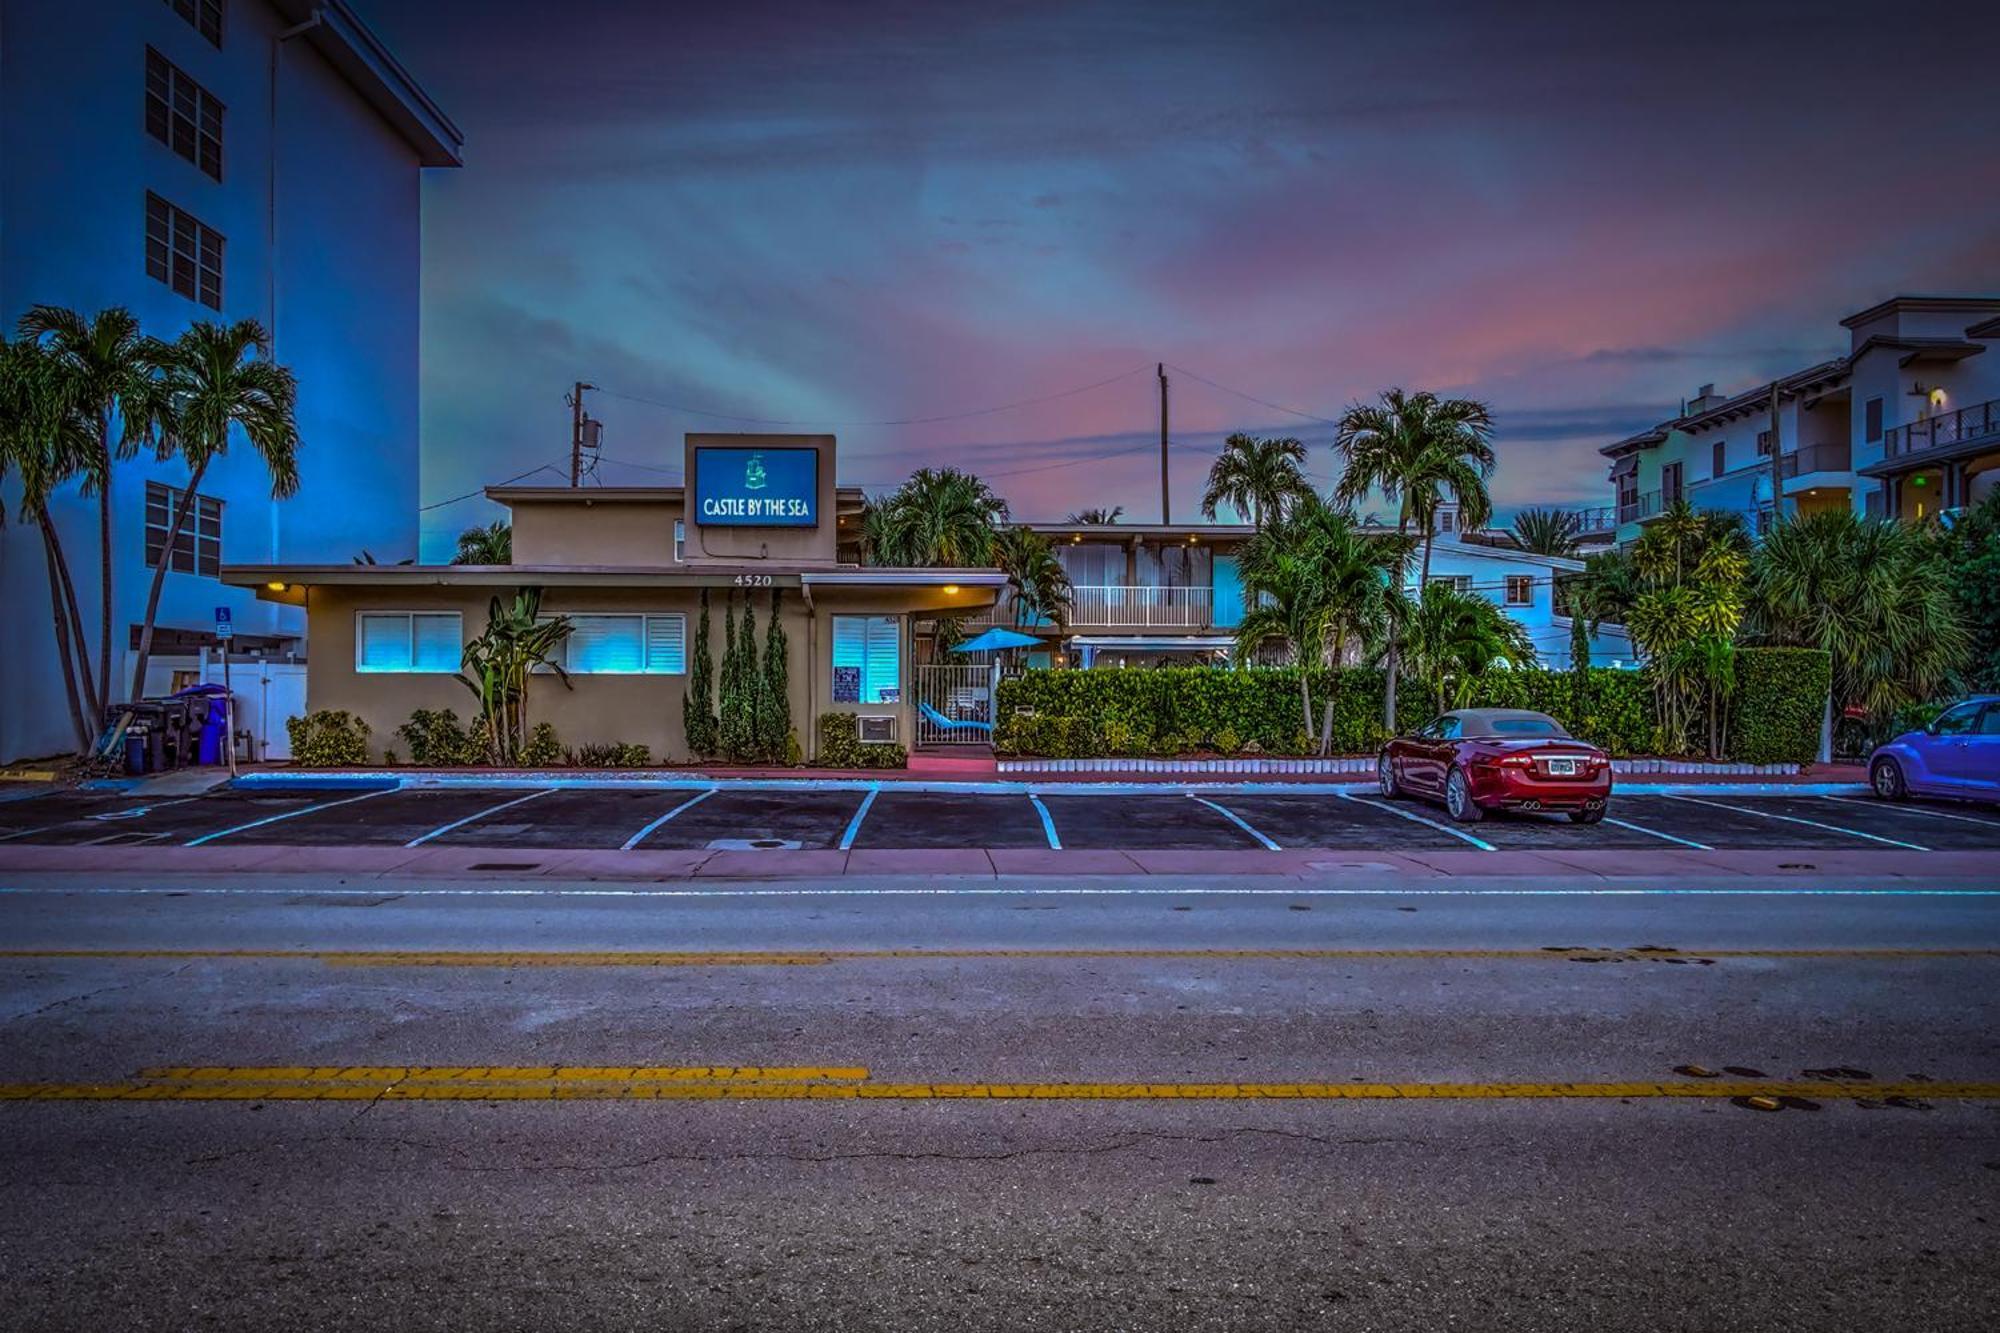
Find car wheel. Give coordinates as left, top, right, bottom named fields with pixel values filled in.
left=1871, top=757, right=1907, bottom=801
left=1568, top=806, right=1606, bottom=825
left=1444, top=768, right=1484, bottom=824
left=1377, top=753, right=1402, bottom=799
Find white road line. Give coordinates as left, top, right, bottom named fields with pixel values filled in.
left=1339, top=791, right=1496, bottom=851
left=1603, top=816, right=1711, bottom=850
left=3, top=884, right=1995, bottom=899
left=1027, top=793, right=1062, bottom=850
left=1662, top=794, right=1929, bottom=852
left=1821, top=795, right=2000, bottom=830
left=408, top=788, right=557, bottom=848
left=185, top=787, right=399, bottom=847
left=0, top=797, right=199, bottom=843
left=837, top=786, right=879, bottom=851
left=1190, top=795, right=1280, bottom=851
left=619, top=788, right=718, bottom=852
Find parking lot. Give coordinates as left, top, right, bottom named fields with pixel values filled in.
left=2, top=781, right=1997, bottom=855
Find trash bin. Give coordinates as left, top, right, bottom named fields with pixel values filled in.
left=112, top=701, right=168, bottom=774
left=170, top=684, right=230, bottom=765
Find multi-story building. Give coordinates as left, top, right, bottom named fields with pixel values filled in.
left=0, top=0, right=460, bottom=761
left=953, top=503, right=1633, bottom=670
left=1601, top=295, right=2000, bottom=545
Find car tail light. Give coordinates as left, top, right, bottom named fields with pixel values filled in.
left=1498, top=755, right=1533, bottom=768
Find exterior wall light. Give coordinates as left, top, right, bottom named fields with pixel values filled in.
left=943, top=584, right=960, bottom=594
left=266, top=582, right=288, bottom=592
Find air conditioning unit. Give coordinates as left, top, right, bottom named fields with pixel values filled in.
left=857, top=715, right=898, bottom=745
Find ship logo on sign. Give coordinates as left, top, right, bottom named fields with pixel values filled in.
left=744, top=453, right=768, bottom=491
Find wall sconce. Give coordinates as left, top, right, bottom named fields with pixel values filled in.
left=266, top=582, right=287, bottom=592
left=943, top=584, right=960, bottom=595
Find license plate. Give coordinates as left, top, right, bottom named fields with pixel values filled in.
left=1545, top=757, right=1577, bottom=776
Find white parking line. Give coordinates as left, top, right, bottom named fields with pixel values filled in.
left=1339, top=791, right=1496, bottom=852
left=619, top=788, right=718, bottom=852
left=1027, top=793, right=1062, bottom=850
left=1662, top=794, right=1929, bottom=852
left=1821, top=795, right=2000, bottom=830
left=837, top=786, right=879, bottom=851
left=0, top=797, right=201, bottom=843
left=1603, top=816, right=1711, bottom=850
left=408, top=788, right=556, bottom=848
left=185, top=787, right=399, bottom=847
left=1189, top=795, right=1281, bottom=851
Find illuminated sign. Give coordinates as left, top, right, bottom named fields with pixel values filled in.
left=691, top=447, right=819, bottom=527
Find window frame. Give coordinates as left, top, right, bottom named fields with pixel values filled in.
left=145, top=47, right=224, bottom=180
left=549, top=612, right=688, bottom=676
left=143, top=480, right=223, bottom=577
left=165, top=0, right=223, bottom=46
left=353, top=610, right=465, bottom=675
left=831, top=614, right=902, bottom=705
left=144, top=192, right=223, bottom=309
left=1865, top=397, right=1884, bottom=444
left=1711, top=440, right=1726, bottom=478
left=1504, top=574, right=1533, bottom=607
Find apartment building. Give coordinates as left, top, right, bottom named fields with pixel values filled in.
left=1601, top=295, right=2000, bottom=545
left=954, top=502, right=1632, bottom=670
left=0, top=0, right=460, bottom=761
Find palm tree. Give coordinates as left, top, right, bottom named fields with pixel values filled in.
left=128, top=320, right=300, bottom=700
left=1334, top=388, right=1497, bottom=731
left=1, top=333, right=97, bottom=748
left=1626, top=500, right=1749, bottom=757
left=865, top=467, right=1008, bottom=567
left=1065, top=506, right=1123, bottom=524
left=1234, top=496, right=1410, bottom=749
left=453, top=520, right=512, bottom=565
left=992, top=525, right=1072, bottom=631
left=1200, top=433, right=1311, bottom=527
left=1401, top=582, right=1537, bottom=715
left=1511, top=506, right=1582, bottom=557
left=19, top=306, right=167, bottom=713
left=1748, top=509, right=1966, bottom=737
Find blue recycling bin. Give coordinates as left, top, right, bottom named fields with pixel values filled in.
left=170, top=684, right=231, bottom=766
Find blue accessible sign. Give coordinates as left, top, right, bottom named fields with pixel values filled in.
left=692, top=446, right=818, bottom=527
left=214, top=606, right=233, bottom=641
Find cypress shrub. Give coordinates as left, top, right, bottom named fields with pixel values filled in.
left=760, top=588, right=791, bottom=763
left=683, top=589, right=718, bottom=758
left=717, top=593, right=746, bottom=760
left=735, top=596, right=761, bottom=762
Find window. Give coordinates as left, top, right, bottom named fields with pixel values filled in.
left=673, top=520, right=685, bottom=562
left=165, top=0, right=223, bottom=45
left=143, top=481, right=221, bottom=576
left=356, top=612, right=463, bottom=673
left=1438, top=510, right=1456, bottom=533
left=1977, top=706, right=2000, bottom=737
left=1711, top=440, right=1726, bottom=477
left=1490, top=717, right=1568, bottom=737
left=145, top=193, right=222, bottom=308
left=1756, top=430, right=1774, bottom=457
left=1865, top=397, right=1884, bottom=443
left=145, top=49, right=223, bottom=179
left=1661, top=461, right=1684, bottom=503
left=556, top=613, right=686, bottom=674
left=1504, top=575, right=1533, bottom=607
left=1930, top=702, right=1983, bottom=737
left=1426, top=574, right=1473, bottom=596
left=832, top=615, right=901, bottom=704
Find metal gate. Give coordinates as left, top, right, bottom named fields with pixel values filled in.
left=915, top=663, right=996, bottom=747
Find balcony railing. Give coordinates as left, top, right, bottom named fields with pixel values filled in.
left=1884, top=398, right=2000, bottom=460
left=1070, top=585, right=1214, bottom=628
left=1568, top=504, right=1617, bottom=534
left=1780, top=441, right=1852, bottom=478
left=1617, top=489, right=1662, bottom=524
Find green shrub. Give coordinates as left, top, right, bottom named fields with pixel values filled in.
left=1726, top=647, right=1830, bottom=765
left=520, top=722, right=562, bottom=767
left=396, top=708, right=488, bottom=766
left=287, top=710, right=370, bottom=767
left=815, top=712, right=907, bottom=768
left=565, top=742, right=652, bottom=768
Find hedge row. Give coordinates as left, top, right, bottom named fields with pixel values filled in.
left=996, top=651, right=1828, bottom=762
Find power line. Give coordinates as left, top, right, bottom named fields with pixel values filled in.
left=1165, top=363, right=1344, bottom=427
left=593, top=364, right=1153, bottom=429
left=418, top=461, right=565, bottom=512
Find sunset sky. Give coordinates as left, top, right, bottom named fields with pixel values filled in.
left=373, top=0, right=2000, bottom=557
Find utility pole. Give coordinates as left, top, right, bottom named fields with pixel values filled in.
left=1158, top=362, right=1170, bottom=524
left=568, top=381, right=597, bottom=487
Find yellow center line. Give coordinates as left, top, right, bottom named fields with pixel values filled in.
left=1, top=1079, right=1992, bottom=1103
left=139, top=1065, right=871, bottom=1083
left=4, top=947, right=1996, bottom=967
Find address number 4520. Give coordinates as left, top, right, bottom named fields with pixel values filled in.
left=734, top=574, right=774, bottom=587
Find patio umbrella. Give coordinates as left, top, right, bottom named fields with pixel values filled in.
left=951, top=627, right=1042, bottom=653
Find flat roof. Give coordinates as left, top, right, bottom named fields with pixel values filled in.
left=1839, top=294, right=2000, bottom=329
left=221, top=563, right=1006, bottom=588
left=271, top=1, right=463, bottom=167
left=487, top=485, right=869, bottom=505
left=1023, top=522, right=1258, bottom=539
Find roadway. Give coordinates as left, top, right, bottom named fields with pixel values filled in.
left=2, top=872, right=1997, bottom=1329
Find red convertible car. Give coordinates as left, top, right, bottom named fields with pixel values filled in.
left=1378, top=708, right=1612, bottom=824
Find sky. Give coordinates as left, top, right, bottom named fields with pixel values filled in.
left=369, top=0, right=2000, bottom=558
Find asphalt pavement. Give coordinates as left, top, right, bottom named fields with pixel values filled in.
left=2, top=873, right=1997, bottom=1330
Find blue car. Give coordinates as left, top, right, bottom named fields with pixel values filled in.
left=1868, top=695, right=2000, bottom=804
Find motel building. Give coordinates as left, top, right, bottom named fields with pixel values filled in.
left=935, top=501, right=1632, bottom=671
left=221, top=435, right=1006, bottom=763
